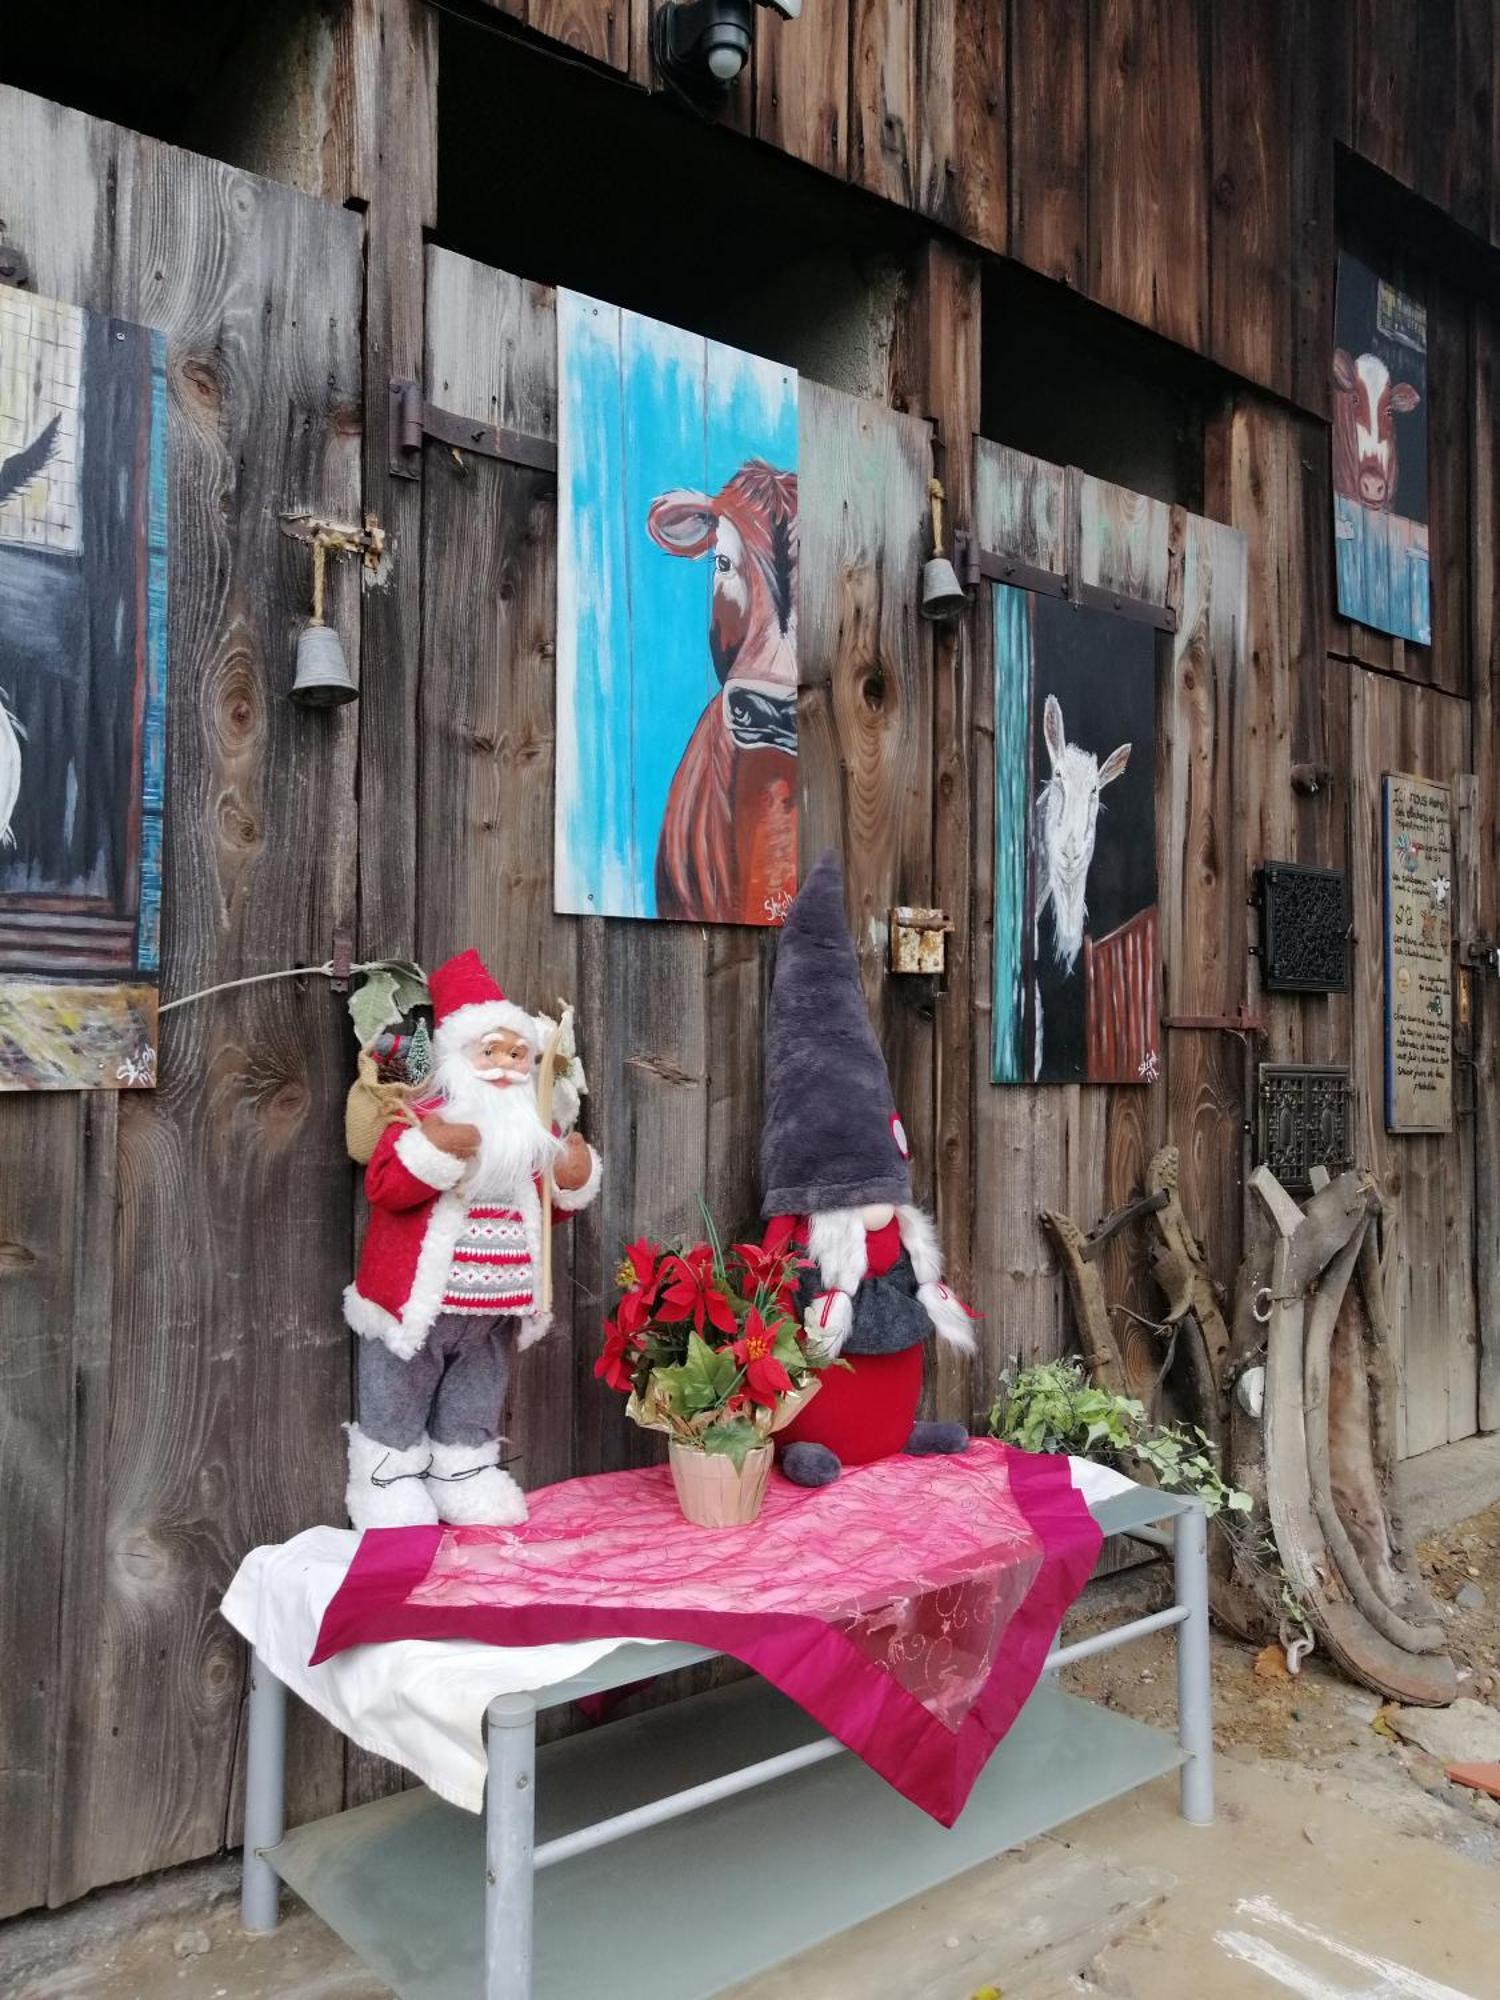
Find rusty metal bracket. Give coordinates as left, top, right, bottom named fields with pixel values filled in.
left=329, top=933, right=354, bottom=993
left=890, top=906, right=952, bottom=975
left=1162, top=1007, right=1263, bottom=1042
left=955, top=533, right=1176, bottom=631
left=389, top=379, right=557, bottom=481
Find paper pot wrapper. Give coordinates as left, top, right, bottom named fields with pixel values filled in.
left=669, top=1440, right=774, bottom=1527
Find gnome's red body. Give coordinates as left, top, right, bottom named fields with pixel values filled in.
left=774, top=1217, right=923, bottom=1465
left=759, top=852, right=975, bottom=1487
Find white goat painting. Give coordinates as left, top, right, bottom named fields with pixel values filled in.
left=1033, top=692, right=1131, bottom=973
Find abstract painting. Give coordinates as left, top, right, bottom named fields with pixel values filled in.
left=0, top=286, right=168, bottom=1090
left=992, top=588, right=1158, bottom=1086
left=555, top=290, right=798, bottom=925
left=1332, top=252, right=1429, bottom=645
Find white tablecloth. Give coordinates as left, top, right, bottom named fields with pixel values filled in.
left=220, top=1456, right=1138, bottom=1813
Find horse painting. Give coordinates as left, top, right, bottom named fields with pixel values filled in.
left=646, top=460, right=798, bottom=924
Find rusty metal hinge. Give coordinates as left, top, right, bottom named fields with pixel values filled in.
left=890, top=907, right=952, bottom=975
left=1162, top=1007, right=1264, bottom=1039
left=954, top=531, right=1176, bottom=632
left=389, top=379, right=557, bottom=481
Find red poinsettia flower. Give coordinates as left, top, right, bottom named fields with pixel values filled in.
left=656, top=1244, right=737, bottom=1338
left=731, top=1239, right=805, bottom=1300
left=594, top=1318, right=639, bottom=1395
left=731, top=1309, right=795, bottom=1410
left=621, top=1237, right=664, bottom=1289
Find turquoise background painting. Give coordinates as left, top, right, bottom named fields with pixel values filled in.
left=555, top=290, right=798, bottom=920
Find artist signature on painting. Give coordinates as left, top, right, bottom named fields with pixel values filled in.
left=116, top=1045, right=156, bottom=1088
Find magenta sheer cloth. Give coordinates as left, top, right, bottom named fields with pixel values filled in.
left=312, top=1440, right=1101, bottom=1824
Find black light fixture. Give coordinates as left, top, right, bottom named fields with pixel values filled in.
left=652, top=0, right=802, bottom=90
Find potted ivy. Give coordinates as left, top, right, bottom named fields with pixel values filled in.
left=595, top=1218, right=829, bottom=1527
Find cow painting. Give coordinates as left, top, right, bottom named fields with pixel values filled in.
left=1330, top=253, right=1430, bottom=644
left=991, top=590, right=1158, bottom=1087
left=1332, top=348, right=1420, bottom=511
left=646, top=461, right=798, bottom=924
left=555, top=291, right=799, bottom=925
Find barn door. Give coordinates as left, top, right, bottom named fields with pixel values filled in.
left=412, top=245, right=936, bottom=1489
left=966, top=441, right=1249, bottom=1406
left=0, top=86, right=363, bottom=1913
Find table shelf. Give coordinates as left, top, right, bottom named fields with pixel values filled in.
left=267, top=1674, right=1185, bottom=2000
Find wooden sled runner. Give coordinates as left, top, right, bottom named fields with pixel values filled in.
left=1233, top=1165, right=1458, bottom=1706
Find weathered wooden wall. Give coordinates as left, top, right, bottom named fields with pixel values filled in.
left=0, top=83, right=364, bottom=1916
left=471, top=0, right=1496, bottom=418
left=4, top=0, right=1500, bottom=1928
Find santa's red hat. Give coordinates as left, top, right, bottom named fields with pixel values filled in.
left=428, top=950, right=538, bottom=1062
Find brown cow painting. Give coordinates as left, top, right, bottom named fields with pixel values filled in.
left=646, top=461, right=798, bottom=924
left=1331, top=252, right=1430, bottom=644
left=555, top=292, right=799, bottom=925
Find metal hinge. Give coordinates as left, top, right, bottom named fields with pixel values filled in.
left=389, top=379, right=558, bottom=481
left=954, top=530, right=1176, bottom=633
left=890, top=907, right=953, bottom=975
left=1162, top=1007, right=1264, bottom=1039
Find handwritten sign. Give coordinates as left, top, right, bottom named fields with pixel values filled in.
left=1382, top=775, right=1453, bottom=1133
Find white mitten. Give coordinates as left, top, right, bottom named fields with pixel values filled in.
left=803, top=1288, right=853, bottom=1359
left=918, top=1280, right=978, bottom=1353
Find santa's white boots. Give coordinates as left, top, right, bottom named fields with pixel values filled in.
left=345, top=1424, right=438, bottom=1528
left=344, top=1425, right=529, bottom=1529
left=426, top=1438, right=529, bottom=1526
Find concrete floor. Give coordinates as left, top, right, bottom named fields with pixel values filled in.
left=10, top=1750, right=1498, bottom=2000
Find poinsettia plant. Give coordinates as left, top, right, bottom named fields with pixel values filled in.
left=596, top=1210, right=832, bottom=1470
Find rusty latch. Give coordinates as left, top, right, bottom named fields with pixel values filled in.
left=890, top=907, right=952, bottom=975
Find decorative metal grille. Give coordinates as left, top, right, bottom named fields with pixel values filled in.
left=1257, top=1064, right=1352, bottom=1191
left=1257, top=862, right=1350, bottom=992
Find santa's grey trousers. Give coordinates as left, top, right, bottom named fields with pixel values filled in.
left=358, top=1312, right=517, bottom=1450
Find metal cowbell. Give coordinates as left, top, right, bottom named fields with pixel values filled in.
left=920, top=554, right=967, bottom=623
left=291, top=622, right=358, bottom=706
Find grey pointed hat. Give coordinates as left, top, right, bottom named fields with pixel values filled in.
left=760, top=849, right=913, bottom=1217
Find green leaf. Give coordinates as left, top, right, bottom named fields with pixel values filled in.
left=655, top=1333, right=739, bottom=1418
left=349, top=968, right=403, bottom=1047
left=702, top=1417, right=762, bottom=1471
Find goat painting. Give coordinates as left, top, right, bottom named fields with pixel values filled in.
left=992, top=589, right=1158, bottom=1086
left=0, top=287, right=169, bottom=1090
left=555, top=291, right=798, bottom=925
left=1331, top=251, right=1430, bottom=645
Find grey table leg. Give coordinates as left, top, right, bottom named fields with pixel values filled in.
left=241, top=1649, right=287, bottom=1931
left=485, top=1693, right=537, bottom=2000
left=1174, top=1504, right=1214, bottom=1824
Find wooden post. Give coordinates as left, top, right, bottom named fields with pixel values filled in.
left=890, top=241, right=982, bottom=1423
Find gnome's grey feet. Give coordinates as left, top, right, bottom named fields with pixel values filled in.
left=780, top=1442, right=842, bottom=1487
left=905, top=1420, right=969, bottom=1457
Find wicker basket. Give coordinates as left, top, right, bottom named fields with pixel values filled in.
left=344, top=1048, right=421, bottom=1164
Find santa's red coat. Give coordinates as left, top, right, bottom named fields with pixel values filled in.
left=343, top=1107, right=601, bottom=1361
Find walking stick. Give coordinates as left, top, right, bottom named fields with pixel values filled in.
left=536, top=1015, right=566, bottom=1315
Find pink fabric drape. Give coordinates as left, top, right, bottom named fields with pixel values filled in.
left=312, top=1440, right=1101, bottom=1824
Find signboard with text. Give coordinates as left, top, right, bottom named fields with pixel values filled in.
left=1382, top=774, right=1453, bottom=1134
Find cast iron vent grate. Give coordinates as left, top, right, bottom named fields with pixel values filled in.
left=1257, top=1064, right=1352, bottom=1191
left=1257, top=862, right=1350, bottom=992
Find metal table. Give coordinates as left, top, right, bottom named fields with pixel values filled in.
left=241, top=1486, right=1211, bottom=1999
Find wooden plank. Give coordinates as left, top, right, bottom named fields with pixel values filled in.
left=755, top=0, right=849, bottom=177
left=914, top=0, right=1007, bottom=251
left=890, top=247, right=982, bottom=1431
left=1424, top=281, right=1471, bottom=699
left=851, top=0, right=918, bottom=208
left=419, top=252, right=579, bottom=1493
left=1208, top=0, right=1293, bottom=400
left=797, top=383, right=935, bottom=1179
left=529, top=0, right=628, bottom=70
left=1008, top=0, right=1089, bottom=290
left=0, top=88, right=364, bottom=1904
left=1348, top=668, right=1477, bottom=1454
left=1288, top=0, right=1346, bottom=416
left=1074, top=470, right=1173, bottom=606
left=974, top=442, right=1067, bottom=577
left=1161, top=515, right=1249, bottom=1287
left=1469, top=311, right=1500, bottom=1432
left=1089, top=0, right=1208, bottom=353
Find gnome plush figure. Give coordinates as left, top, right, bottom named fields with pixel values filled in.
left=762, top=851, right=974, bottom=1486
left=342, top=951, right=602, bottom=1528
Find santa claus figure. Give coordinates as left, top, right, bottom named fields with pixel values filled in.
left=343, top=950, right=602, bottom=1528
left=761, top=852, right=974, bottom=1486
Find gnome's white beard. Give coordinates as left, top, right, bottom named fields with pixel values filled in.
left=431, top=1052, right=559, bottom=1198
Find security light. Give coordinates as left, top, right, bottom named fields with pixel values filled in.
left=653, top=0, right=803, bottom=90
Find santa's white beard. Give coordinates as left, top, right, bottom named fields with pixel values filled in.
left=431, top=1052, right=559, bottom=1198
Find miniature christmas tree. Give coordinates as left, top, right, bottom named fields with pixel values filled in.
left=405, top=1015, right=433, bottom=1086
